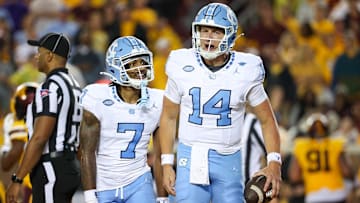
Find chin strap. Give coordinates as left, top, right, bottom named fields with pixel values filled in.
left=234, top=32, right=245, bottom=42
left=137, top=81, right=149, bottom=110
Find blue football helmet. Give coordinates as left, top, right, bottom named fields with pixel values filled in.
left=102, top=36, right=154, bottom=89
left=192, top=3, right=238, bottom=59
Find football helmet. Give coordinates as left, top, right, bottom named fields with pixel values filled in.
left=305, top=113, right=329, bottom=138
left=192, top=3, right=238, bottom=60
left=102, top=36, right=154, bottom=89
left=10, top=82, right=38, bottom=120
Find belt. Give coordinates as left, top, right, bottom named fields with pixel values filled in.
left=40, top=151, right=76, bottom=162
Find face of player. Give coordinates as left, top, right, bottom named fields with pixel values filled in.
left=309, top=120, right=327, bottom=138
left=125, top=58, right=149, bottom=80
left=198, top=25, right=225, bottom=53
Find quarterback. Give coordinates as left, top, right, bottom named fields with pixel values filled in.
left=158, top=3, right=282, bottom=203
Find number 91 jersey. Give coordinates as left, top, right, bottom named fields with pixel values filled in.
left=293, top=137, right=346, bottom=198
left=165, top=48, right=265, bottom=154
left=80, top=84, right=163, bottom=191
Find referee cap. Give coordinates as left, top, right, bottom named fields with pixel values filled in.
left=28, top=32, right=70, bottom=59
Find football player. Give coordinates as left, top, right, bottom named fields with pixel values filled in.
left=158, top=3, right=282, bottom=203
left=79, top=36, right=167, bottom=203
left=289, top=113, right=354, bottom=203
left=1, top=82, right=38, bottom=203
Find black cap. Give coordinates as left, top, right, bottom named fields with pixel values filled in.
left=28, top=33, right=70, bottom=59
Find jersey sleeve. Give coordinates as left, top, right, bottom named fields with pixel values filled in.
left=234, top=52, right=266, bottom=103
left=79, top=85, right=101, bottom=120
left=164, top=77, right=181, bottom=104
left=293, top=138, right=305, bottom=159
left=247, top=84, right=268, bottom=107
left=243, top=56, right=266, bottom=104
left=8, top=120, right=27, bottom=142
left=149, top=88, right=165, bottom=127
left=164, top=50, right=184, bottom=104
left=3, top=113, right=14, bottom=137
left=35, top=80, right=60, bottom=117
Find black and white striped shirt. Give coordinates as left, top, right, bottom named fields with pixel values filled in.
left=26, top=68, right=83, bottom=154
left=241, top=113, right=267, bottom=184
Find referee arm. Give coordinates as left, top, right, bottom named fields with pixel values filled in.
left=12, top=116, right=55, bottom=179
left=6, top=116, right=56, bottom=202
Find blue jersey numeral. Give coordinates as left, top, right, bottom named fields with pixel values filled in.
left=188, top=87, right=231, bottom=126
left=117, top=123, right=144, bottom=159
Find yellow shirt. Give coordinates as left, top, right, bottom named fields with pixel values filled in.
left=294, top=137, right=346, bottom=194
left=149, top=55, right=168, bottom=90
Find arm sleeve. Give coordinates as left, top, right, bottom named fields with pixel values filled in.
left=247, top=84, right=268, bottom=107
left=164, top=77, right=181, bottom=104
left=79, top=87, right=100, bottom=120
left=35, top=80, right=59, bottom=117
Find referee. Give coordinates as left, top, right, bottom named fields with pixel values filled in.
left=242, top=112, right=267, bottom=184
left=7, top=32, right=83, bottom=203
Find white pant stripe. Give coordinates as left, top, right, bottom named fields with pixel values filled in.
left=43, top=162, right=56, bottom=202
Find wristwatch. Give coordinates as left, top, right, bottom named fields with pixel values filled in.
left=11, top=174, right=23, bottom=184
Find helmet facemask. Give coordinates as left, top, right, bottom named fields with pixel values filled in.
left=102, top=36, right=154, bottom=110
left=191, top=3, right=238, bottom=60
left=108, top=54, right=153, bottom=89
left=193, top=25, right=230, bottom=60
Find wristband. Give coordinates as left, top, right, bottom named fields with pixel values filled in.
left=267, top=152, right=282, bottom=165
left=161, top=154, right=174, bottom=165
left=156, top=197, right=169, bottom=203
left=84, top=189, right=97, bottom=203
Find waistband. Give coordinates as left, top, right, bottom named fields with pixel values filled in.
left=40, top=151, right=76, bottom=162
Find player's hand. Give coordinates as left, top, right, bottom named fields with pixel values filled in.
left=6, top=182, right=22, bottom=203
left=162, top=165, right=176, bottom=196
left=254, top=162, right=282, bottom=198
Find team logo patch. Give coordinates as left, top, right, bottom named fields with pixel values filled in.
left=183, top=65, right=194, bottom=72
left=40, top=89, right=51, bottom=97
left=102, top=99, right=114, bottom=106
left=178, top=158, right=188, bottom=166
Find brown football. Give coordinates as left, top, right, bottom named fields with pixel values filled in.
left=244, top=175, right=272, bottom=203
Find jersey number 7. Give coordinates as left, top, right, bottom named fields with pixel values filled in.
left=117, top=123, right=144, bottom=159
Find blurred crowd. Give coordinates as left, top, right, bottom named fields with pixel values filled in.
left=0, top=0, right=360, bottom=202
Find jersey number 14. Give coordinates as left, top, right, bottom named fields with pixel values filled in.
left=188, top=87, right=231, bottom=126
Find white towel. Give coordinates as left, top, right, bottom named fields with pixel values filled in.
left=189, top=145, right=210, bottom=185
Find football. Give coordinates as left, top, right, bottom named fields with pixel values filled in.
left=244, top=175, right=272, bottom=203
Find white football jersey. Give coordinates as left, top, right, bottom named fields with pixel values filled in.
left=165, top=48, right=266, bottom=154
left=80, top=84, right=163, bottom=191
